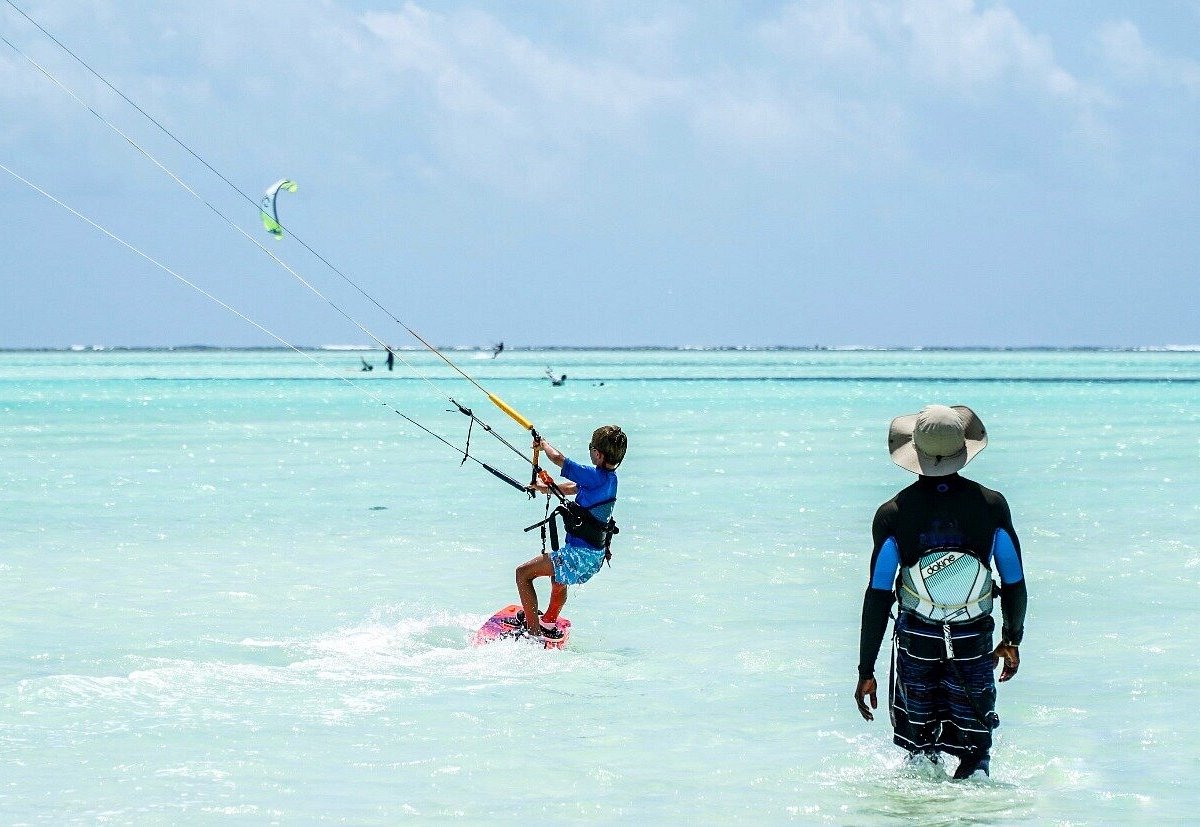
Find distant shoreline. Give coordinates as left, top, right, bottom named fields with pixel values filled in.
left=1, top=344, right=1198, bottom=354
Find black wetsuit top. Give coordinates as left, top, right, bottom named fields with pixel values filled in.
left=857, top=473, right=1028, bottom=680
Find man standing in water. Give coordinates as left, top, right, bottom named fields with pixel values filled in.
left=855, top=405, right=1026, bottom=780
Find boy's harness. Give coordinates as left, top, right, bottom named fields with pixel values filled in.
left=524, top=497, right=619, bottom=563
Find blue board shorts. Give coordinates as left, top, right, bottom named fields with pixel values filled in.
left=549, top=542, right=606, bottom=586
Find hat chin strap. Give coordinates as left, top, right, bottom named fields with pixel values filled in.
left=916, top=443, right=966, bottom=466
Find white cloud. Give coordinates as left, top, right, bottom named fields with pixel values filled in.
left=754, top=1, right=1094, bottom=103
left=360, top=4, right=687, bottom=195
left=899, top=0, right=1080, bottom=98
left=1, top=1, right=1130, bottom=198
left=692, top=0, right=1107, bottom=168
left=758, top=1, right=886, bottom=69
left=1098, top=19, right=1200, bottom=95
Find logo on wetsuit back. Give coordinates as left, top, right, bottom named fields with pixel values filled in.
left=923, top=552, right=959, bottom=578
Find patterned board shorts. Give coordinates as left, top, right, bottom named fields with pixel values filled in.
left=890, top=613, right=997, bottom=760
left=550, top=542, right=606, bottom=586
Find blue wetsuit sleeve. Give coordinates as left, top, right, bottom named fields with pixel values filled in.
left=870, top=537, right=900, bottom=590
left=858, top=516, right=899, bottom=680
left=992, top=528, right=1024, bottom=584
left=992, top=527, right=1027, bottom=646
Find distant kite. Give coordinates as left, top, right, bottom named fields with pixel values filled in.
left=260, top=179, right=297, bottom=239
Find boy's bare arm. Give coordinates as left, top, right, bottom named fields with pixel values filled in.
left=537, top=438, right=567, bottom=468
left=530, top=478, right=577, bottom=496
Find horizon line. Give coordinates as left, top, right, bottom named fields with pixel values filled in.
left=2, top=344, right=1200, bottom=354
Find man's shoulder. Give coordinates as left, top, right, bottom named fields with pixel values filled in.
left=960, top=476, right=1010, bottom=506
left=873, top=484, right=913, bottom=525
left=879, top=479, right=923, bottom=509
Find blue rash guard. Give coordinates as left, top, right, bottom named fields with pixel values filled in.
left=560, top=457, right=618, bottom=543
left=549, top=457, right=618, bottom=585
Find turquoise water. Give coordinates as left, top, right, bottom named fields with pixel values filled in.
left=2, top=348, right=1197, bottom=823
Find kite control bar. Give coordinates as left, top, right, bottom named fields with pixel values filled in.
left=489, top=393, right=554, bottom=491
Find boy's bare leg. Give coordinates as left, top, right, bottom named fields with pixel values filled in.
left=543, top=582, right=568, bottom=624
left=515, top=554, right=554, bottom=636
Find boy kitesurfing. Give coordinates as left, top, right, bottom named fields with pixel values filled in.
left=504, top=426, right=626, bottom=641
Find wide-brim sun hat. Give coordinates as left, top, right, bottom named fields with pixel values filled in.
left=888, top=404, right=987, bottom=477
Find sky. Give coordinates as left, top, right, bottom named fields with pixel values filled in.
left=1, top=0, right=1197, bottom=349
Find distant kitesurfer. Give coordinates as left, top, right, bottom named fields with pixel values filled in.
left=509, top=426, right=627, bottom=640
left=492, top=342, right=504, bottom=359
left=855, top=405, right=1026, bottom=780
left=360, top=357, right=374, bottom=372
left=385, top=347, right=395, bottom=371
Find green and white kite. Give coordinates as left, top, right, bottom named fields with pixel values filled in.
left=260, top=178, right=297, bottom=239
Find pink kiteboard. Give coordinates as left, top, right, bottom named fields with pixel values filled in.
left=473, top=604, right=571, bottom=650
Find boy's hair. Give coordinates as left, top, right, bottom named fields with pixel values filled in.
left=591, top=425, right=627, bottom=468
